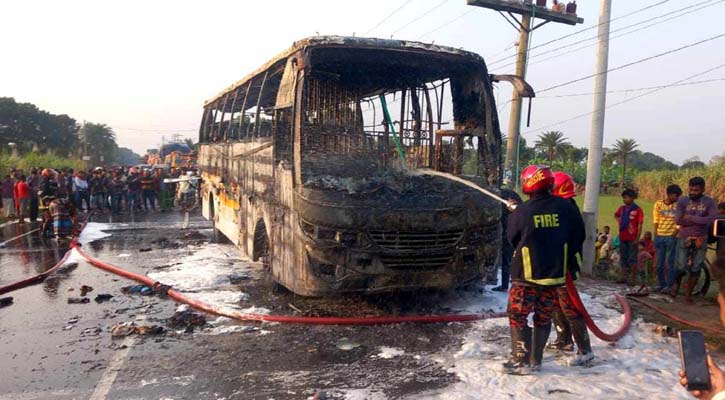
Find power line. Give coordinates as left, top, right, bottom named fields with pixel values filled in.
left=416, top=9, right=473, bottom=40
left=538, top=33, right=725, bottom=93
left=390, top=0, right=450, bottom=37
left=527, top=0, right=673, bottom=52
left=489, top=0, right=688, bottom=66
left=521, top=62, right=725, bottom=135
left=516, top=0, right=725, bottom=71
left=490, top=0, right=724, bottom=70
left=362, top=0, right=416, bottom=36
left=536, top=78, right=725, bottom=98
left=114, top=127, right=198, bottom=133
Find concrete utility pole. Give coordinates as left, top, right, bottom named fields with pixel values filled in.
left=466, top=0, right=583, bottom=184
left=582, top=0, right=613, bottom=275
left=505, top=9, right=532, bottom=185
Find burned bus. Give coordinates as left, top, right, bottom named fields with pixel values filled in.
left=198, top=36, right=504, bottom=296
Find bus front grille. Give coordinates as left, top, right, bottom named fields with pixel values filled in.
left=368, top=230, right=464, bottom=251
left=379, top=252, right=455, bottom=270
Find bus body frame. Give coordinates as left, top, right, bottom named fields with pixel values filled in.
left=198, top=36, right=504, bottom=296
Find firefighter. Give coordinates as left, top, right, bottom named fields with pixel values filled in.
left=549, top=171, right=594, bottom=366
left=504, top=165, right=585, bottom=374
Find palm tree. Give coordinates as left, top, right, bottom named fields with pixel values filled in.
left=612, top=138, right=639, bottom=187
left=535, top=131, right=569, bottom=165
left=78, top=122, right=117, bottom=165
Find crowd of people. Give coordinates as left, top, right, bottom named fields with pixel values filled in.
left=0, top=165, right=200, bottom=238
left=589, top=178, right=723, bottom=304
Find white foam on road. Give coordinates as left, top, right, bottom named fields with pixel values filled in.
left=431, top=287, right=692, bottom=400
left=374, top=347, right=405, bottom=359
left=146, top=243, right=269, bottom=331
left=78, top=222, right=112, bottom=244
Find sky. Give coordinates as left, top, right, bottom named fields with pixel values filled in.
left=1, top=0, right=723, bottom=164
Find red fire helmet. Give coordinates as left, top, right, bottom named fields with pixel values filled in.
left=553, top=171, right=576, bottom=199
left=520, top=165, right=555, bottom=194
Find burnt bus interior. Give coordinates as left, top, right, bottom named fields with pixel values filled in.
left=199, top=43, right=502, bottom=188
left=300, top=46, right=501, bottom=188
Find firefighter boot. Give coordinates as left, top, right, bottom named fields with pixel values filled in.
left=567, top=317, right=594, bottom=366
left=547, top=310, right=574, bottom=352
left=530, top=324, right=552, bottom=372
left=502, top=326, right=532, bottom=375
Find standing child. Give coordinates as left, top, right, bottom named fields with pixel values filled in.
left=653, top=184, right=682, bottom=291
left=614, top=189, right=644, bottom=286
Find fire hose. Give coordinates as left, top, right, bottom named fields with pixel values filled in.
left=1, top=214, right=631, bottom=333
left=0, top=215, right=90, bottom=296
left=566, top=273, right=632, bottom=342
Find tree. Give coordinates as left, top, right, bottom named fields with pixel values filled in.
left=711, top=151, right=725, bottom=166
left=115, top=147, right=142, bottom=165
left=612, top=138, right=639, bottom=187
left=78, top=122, right=118, bottom=166
left=535, top=131, right=570, bottom=165
left=0, top=97, right=79, bottom=154
left=681, top=156, right=706, bottom=170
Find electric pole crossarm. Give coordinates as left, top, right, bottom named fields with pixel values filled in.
left=467, top=0, right=584, bottom=25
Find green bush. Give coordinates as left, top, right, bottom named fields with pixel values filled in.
left=0, top=152, right=84, bottom=176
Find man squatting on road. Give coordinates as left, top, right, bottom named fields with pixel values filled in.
left=503, top=165, right=586, bottom=374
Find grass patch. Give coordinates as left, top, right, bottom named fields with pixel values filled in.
left=596, top=195, right=655, bottom=236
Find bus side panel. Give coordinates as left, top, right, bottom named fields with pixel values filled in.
left=269, top=165, right=310, bottom=293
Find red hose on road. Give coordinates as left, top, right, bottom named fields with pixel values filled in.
left=0, top=216, right=89, bottom=296
left=626, top=295, right=725, bottom=335
left=72, top=244, right=507, bottom=325
left=565, top=273, right=632, bottom=342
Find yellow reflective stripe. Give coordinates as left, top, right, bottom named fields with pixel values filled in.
left=521, top=244, right=567, bottom=286
left=528, top=276, right=566, bottom=286
left=576, top=252, right=583, bottom=267
left=522, top=246, right=533, bottom=281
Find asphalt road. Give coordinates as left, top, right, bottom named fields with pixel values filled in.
left=0, top=211, right=491, bottom=400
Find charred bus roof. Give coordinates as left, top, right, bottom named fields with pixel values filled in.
left=204, top=36, right=490, bottom=108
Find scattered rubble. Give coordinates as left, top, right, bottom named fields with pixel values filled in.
left=121, top=285, right=154, bottom=296
left=652, top=324, right=676, bottom=337
left=94, top=294, right=114, bottom=303
left=167, top=310, right=206, bottom=332
left=228, top=274, right=250, bottom=284
left=80, top=285, right=94, bottom=296
left=0, top=297, right=13, bottom=308
left=335, top=338, right=361, bottom=351
left=139, top=247, right=153, bottom=252
left=111, top=322, right=165, bottom=338
left=183, top=230, right=206, bottom=240
left=67, top=297, right=90, bottom=304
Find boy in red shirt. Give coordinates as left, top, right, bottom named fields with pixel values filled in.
left=614, top=189, right=644, bottom=286
left=13, top=174, right=31, bottom=224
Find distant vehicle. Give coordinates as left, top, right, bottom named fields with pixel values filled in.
left=198, top=36, right=509, bottom=296
left=136, top=164, right=152, bottom=171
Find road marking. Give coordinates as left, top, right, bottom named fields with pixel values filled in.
left=89, top=316, right=146, bottom=400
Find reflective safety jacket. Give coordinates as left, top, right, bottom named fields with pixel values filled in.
left=507, top=194, right=585, bottom=287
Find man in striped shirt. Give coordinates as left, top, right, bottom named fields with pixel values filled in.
left=653, top=184, right=682, bottom=292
